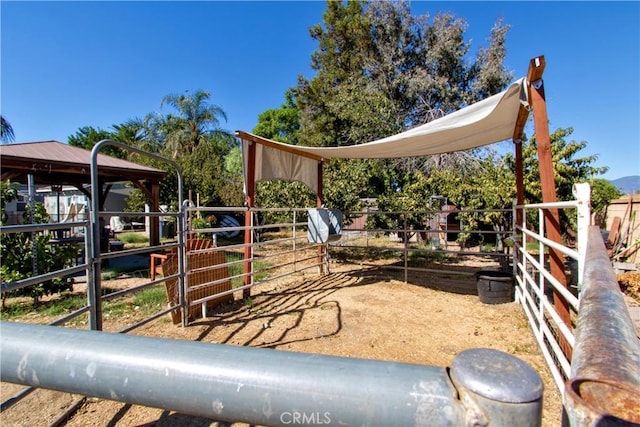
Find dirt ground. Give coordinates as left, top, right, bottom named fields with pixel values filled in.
left=1, top=257, right=564, bottom=427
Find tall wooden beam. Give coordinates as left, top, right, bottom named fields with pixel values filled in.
left=243, top=141, right=256, bottom=300
left=149, top=183, right=160, bottom=247
left=316, top=161, right=325, bottom=273
left=528, top=56, right=573, bottom=358
left=316, top=161, right=324, bottom=208
left=513, top=102, right=529, bottom=226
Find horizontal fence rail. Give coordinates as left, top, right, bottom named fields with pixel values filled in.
left=1, top=322, right=544, bottom=427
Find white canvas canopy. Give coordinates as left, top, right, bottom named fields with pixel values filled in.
left=239, top=77, right=529, bottom=194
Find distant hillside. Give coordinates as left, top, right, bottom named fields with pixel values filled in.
left=610, top=175, right=640, bottom=194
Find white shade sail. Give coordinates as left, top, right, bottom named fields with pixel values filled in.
left=239, top=78, right=529, bottom=193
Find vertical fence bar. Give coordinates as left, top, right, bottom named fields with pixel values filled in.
left=179, top=204, right=188, bottom=327
left=28, top=174, right=37, bottom=277
left=537, top=208, right=545, bottom=339
left=292, top=210, right=297, bottom=272
left=573, top=183, right=591, bottom=291
left=83, top=208, right=94, bottom=328
left=89, top=151, right=103, bottom=331
left=403, top=212, right=408, bottom=283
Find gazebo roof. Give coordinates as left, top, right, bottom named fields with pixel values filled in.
left=0, top=140, right=166, bottom=186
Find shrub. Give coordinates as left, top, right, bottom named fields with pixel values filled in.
left=1, top=182, right=76, bottom=308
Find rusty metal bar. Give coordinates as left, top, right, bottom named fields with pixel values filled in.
left=564, top=226, right=640, bottom=425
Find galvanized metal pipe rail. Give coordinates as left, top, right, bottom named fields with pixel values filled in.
left=564, top=225, right=640, bottom=426
left=1, top=322, right=543, bottom=426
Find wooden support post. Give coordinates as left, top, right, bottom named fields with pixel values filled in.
left=149, top=183, right=160, bottom=247
left=513, top=102, right=529, bottom=227
left=243, top=141, right=256, bottom=300
left=528, top=56, right=573, bottom=358
left=317, top=161, right=325, bottom=274
left=514, top=141, right=525, bottom=226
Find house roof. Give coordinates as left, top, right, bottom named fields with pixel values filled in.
left=0, top=141, right=166, bottom=186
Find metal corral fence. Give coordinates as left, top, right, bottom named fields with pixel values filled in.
left=0, top=200, right=327, bottom=419
left=175, top=206, right=324, bottom=320
left=1, top=141, right=638, bottom=425
left=514, top=183, right=640, bottom=425
left=1, top=203, right=548, bottom=426
left=513, top=184, right=590, bottom=394
left=329, top=206, right=513, bottom=291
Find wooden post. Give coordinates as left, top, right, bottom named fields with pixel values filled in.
left=513, top=102, right=529, bottom=226
left=528, top=56, right=573, bottom=358
left=514, top=142, right=525, bottom=225
left=317, top=161, right=324, bottom=208
left=317, top=161, right=325, bottom=273
left=243, top=141, right=256, bottom=300
left=149, top=183, right=160, bottom=247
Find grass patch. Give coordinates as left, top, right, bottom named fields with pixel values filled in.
left=228, top=258, right=270, bottom=287
left=133, top=285, right=166, bottom=308
left=0, top=301, right=33, bottom=319
left=117, top=232, right=149, bottom=244
left=1, top=285, right=168, bottom=321
left=525, top=242, right=549, bottom=255
left=1, top=292, right=87, bottom=319
left=104, top=285, right=167, bottom=317
left=40, top=294, right=87, bottom=316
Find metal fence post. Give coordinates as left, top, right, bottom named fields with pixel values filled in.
left=450, top=348, right=543, bottom=427
left=572, top=183, right=590, bottom=290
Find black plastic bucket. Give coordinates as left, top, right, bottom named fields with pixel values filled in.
left=476, top=270, right=515, bottom=304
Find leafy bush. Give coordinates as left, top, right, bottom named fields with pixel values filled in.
left=1, top=182, right=76, bottom=308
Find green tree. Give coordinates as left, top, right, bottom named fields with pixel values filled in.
left=122, top=90, right=241, bottom=209
left=110, top=118, right=147, bottom=148
left=377, top=126, right=612, bottom=243
left=221, top=147, right=246, bottom=208
left=291, top=0, right=513, bottom=211
left=589, top=178, right=622, bottom=222
left=159, top=90, right=229, bottom=159
left=296, top=0, right=374, bottom=148
left=68, top=125, right=126, bottom=159
left=506, top=127, right=608, bottom=204
left=0, top=115, right=15, bottom=143
left=253, top=90, right=301, bottom=145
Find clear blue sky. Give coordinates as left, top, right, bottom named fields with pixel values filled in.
left=2, top=1, right=639, bottom=180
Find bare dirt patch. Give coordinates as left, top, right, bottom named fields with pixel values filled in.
left=1, top=261, right=563, bottom=426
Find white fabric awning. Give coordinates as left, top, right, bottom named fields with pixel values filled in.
left=239, top=78, right=529, bottom=193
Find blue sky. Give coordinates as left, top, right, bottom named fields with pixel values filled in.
left=2, top=1, right=639, bottom=180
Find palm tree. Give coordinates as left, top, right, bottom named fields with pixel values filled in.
left=160, top=90, right=228, bottom=158
left=0, top=115, right=15, bottom=143
left=111, top=118, right=146, bottom=145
